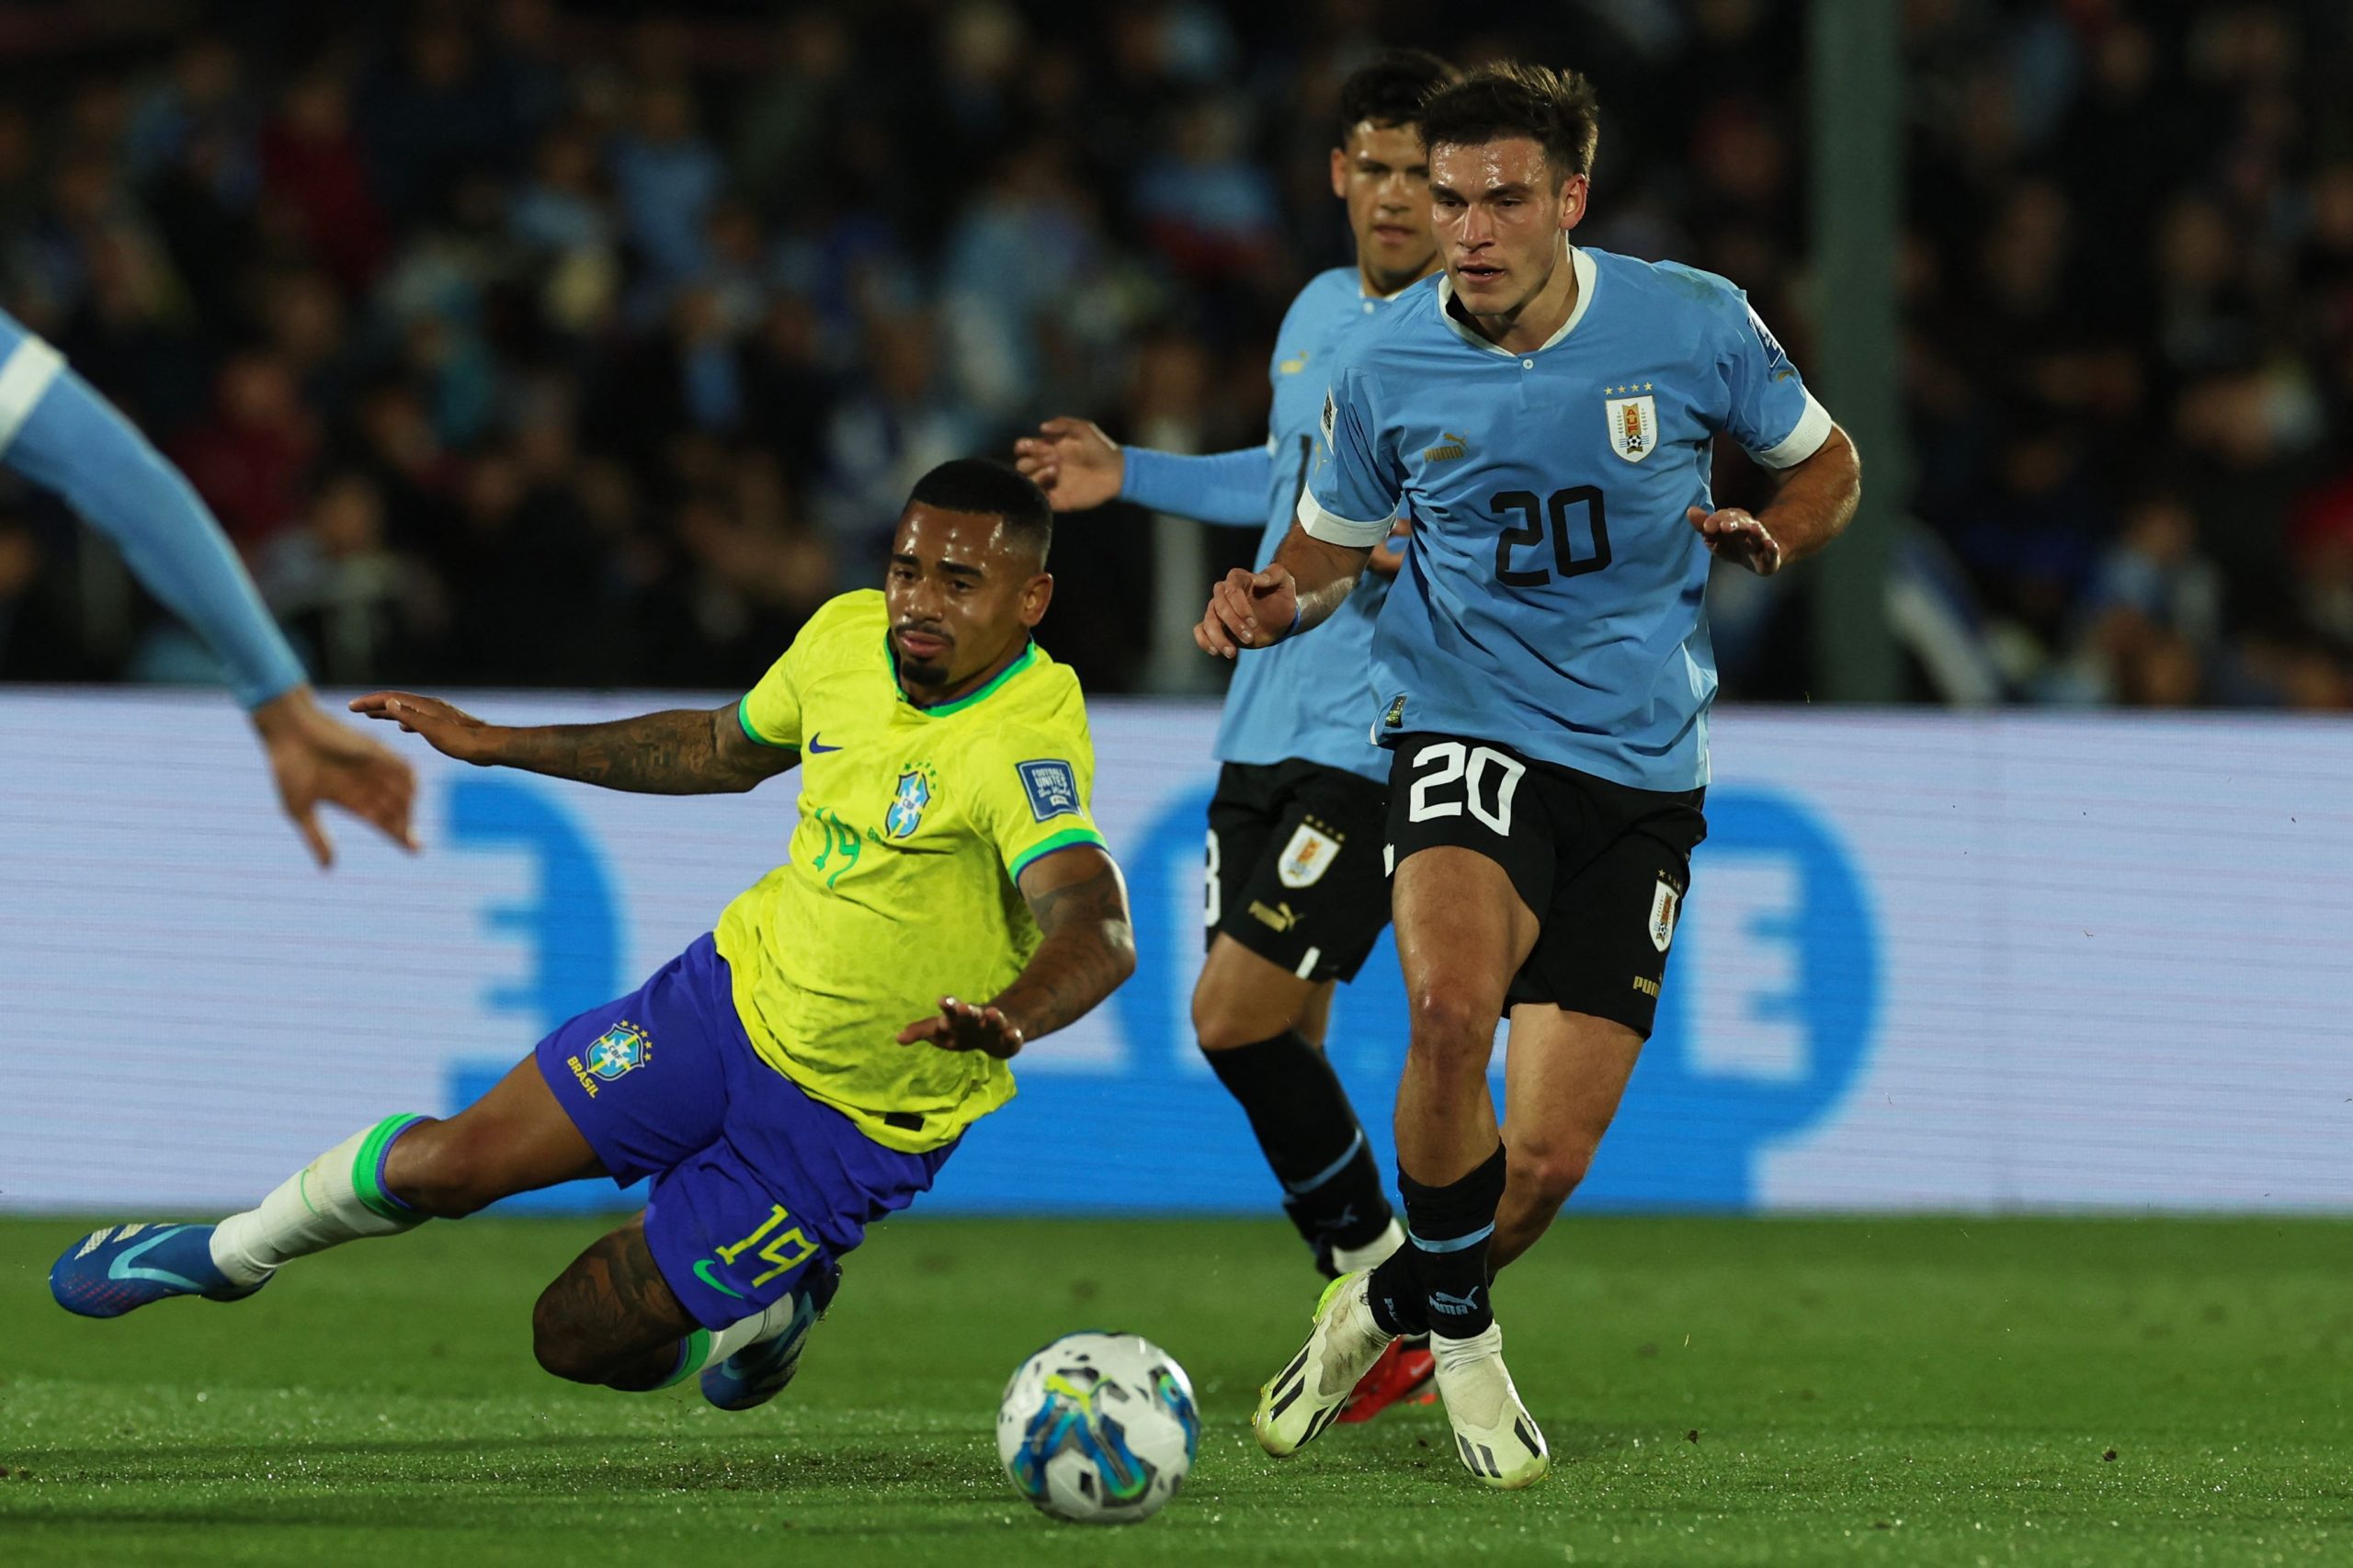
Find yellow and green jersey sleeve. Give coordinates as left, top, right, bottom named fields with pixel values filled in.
left=968, top=728, right=1108, bottom=886
left=735, top=640, right=807, bottom=752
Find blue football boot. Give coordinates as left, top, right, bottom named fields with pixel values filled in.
left=50, top=1222, right=267, bottom=1319
left=699, top=1287, right=821, bottom=1412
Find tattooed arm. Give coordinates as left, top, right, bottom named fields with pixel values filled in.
left=896, top=846, right=1137, bottom=1059
left=348, top=692, right=796, bottom=795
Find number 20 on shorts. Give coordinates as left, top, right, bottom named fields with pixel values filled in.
left=1407, top=740, right=1526, bottom=835
left=714, top=1203, right=820, bottom=1287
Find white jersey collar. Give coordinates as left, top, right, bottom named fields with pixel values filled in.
left=1436, top=241, right=1597, bottom=357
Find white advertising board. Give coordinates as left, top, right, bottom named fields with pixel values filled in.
left=3, top=692, right=2347, bottom=1214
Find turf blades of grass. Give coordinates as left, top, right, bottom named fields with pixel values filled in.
left=3, top=1216, right=2347, bottom=1565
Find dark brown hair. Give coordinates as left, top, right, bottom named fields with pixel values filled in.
left=1417, top=62, right=1601, bottom=181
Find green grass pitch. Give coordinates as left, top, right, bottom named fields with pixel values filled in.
left=2, top=1214, right=2347, bottom=1565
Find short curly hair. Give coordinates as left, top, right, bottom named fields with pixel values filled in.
left=1417, top=62, right=1601, bottom=182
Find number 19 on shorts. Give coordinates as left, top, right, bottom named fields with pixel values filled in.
left=1406, top=740, right=1525, bottom=835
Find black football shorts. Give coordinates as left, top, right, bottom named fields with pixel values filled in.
left=1383, top=733, right=1706, bottom=1036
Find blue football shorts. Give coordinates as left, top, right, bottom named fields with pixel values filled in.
left=534, top=933, right=954, bottom=1329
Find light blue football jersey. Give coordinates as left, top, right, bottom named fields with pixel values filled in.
left=1213, top=266, right=1419, bottom=781
left=1298, top=244, right=1833, bottom=791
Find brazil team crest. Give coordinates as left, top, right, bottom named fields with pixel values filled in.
left=585, top=1021, right=652, bottom=1081
left=1605, top=390, right=1658, bottom=463
left=887, top=767, right=934, bottom=839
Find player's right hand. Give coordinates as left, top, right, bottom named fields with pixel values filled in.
left=350, top=691, right=501, bottom=767
left=1012, top=417, right=1122, bottom=512
left=1195, top=564, right=1300, bottom=660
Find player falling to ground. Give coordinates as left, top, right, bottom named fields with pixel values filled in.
left=0, top=309, right=414, bottom=865
left=53, top=459, right=1137, bottom=1412
left=1015, top=49, right=1456, bottom=1423
left=1198, top=64, right=1861, bottom=1487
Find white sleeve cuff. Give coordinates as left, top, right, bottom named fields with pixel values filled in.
left=0, top=335, right=64, bottom=459
left=1296, top=488, right=1396, bottom=549
left=1749, top=390, right=1835, bottom=470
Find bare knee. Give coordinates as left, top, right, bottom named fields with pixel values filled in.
left=383, top=1119, right=505, bottom=1219
left=1406, top=987, right=1495, bottom=1068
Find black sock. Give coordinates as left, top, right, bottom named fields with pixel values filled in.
left=1366, top=1248, right=1427, bottom=1336
left=1206, top=1031, right=1393, bottom=1258
left=1398, top=1145, right=1506, bottom=1338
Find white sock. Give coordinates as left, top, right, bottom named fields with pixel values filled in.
left=665, top=1291, right=803, bottom=1386
left=1333, top=1217, right=1405, bottom=1277
left=210, top=1116, right=431, bottom=1286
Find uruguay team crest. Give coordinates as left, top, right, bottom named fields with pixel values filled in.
left=1605, top=390, right=1658, bottom=463
left=1277, top=822, right=1342, bottom=889
left=1648, top=878, right=1680, bottom=953
left=887, top=768, right=933, bottom=838
left=585, top=1021, right=652, bottom=1081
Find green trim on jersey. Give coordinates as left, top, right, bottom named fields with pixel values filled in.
left=892, top=638, right=1038, bottom=719
left=1009, top=826, right=1108, bottom=882
left=736, top=696, right=796, bottom=750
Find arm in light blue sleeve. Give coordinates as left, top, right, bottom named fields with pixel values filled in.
left=1118, top=444, right=1272, bottom=528
left=0, top=340, right=308, bottom=708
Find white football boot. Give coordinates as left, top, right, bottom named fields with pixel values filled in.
left=1432, top=1321, right=1550, bottom=1489
left=1252, top=1270, right=1394, bottom=1456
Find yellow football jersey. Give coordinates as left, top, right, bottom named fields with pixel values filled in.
left=714, top=590, right=1108, bottom=1153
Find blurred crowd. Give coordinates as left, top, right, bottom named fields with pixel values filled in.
left=0, top=0, right=2346, bottom=709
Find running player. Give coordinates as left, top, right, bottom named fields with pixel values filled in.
left=0, top=309, right=414, bottom=866
left=52, top=460, right=1136, bottom=1412
left=1198, top=64, right=1861, bottom=1487
left=1014, top=50, right=1455, bottom=1420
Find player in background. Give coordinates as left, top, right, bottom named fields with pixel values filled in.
left=53, top=460, right=1137, bottom=1415
left=1015, top=50, right=1455, bottom=1421
left=0, top=309, right=415, bottom=866
left=1199, top=64, right=1861, bottom=1487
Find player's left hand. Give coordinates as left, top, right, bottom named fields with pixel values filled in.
left=1688, top=506, right=1784, bottom=576
left=252, top=687, right=421, bottom=869
left=898, top=996, right=1026, bottom=1059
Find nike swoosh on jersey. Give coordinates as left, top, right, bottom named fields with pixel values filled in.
left=694, top=1258, right=746, bottom=1299
left=807, top=735, right=843, bottom=754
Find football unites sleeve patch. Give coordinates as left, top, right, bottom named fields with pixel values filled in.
left=1017, top=759, right=1082, bottom=822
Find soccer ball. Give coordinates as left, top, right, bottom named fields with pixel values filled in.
left=995, top=1331, right=1199, bottom=1524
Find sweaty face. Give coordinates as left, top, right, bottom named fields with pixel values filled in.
left=1332, top=119, right=1437, bottom=293
left=1429, top=137, right=1586, bottom=320
left=883, top=504, right=1051, bottom=699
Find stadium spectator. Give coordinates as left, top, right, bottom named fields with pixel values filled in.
left=0, top=0, right=2341, bottom=708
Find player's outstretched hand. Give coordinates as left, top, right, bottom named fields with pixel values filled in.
left=1194, top=564, right=1300, bottom=660
left=898, top=996, right=1025, bottom=1059
left=349, top=690, right=502, bottom=766
left=1013, top=417, right=1122, bottom=512
left=252, top=687, right=421, bottom=869
left=1688, top=506, right=1785, bottom=576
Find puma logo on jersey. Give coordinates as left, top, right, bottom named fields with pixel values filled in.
left=1422, top=431, right=1471, bottom=462
left=1279, top=350, right=1309, bottom=374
